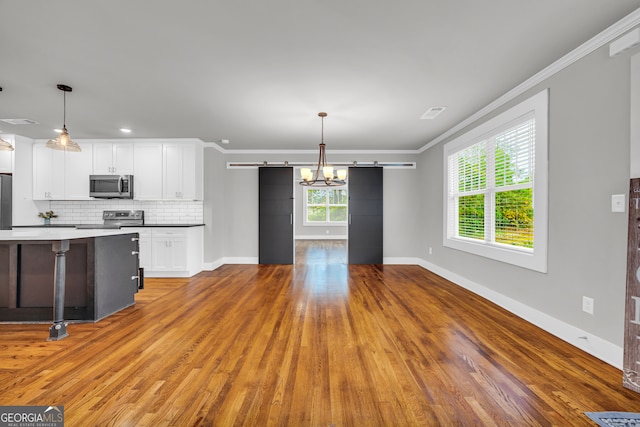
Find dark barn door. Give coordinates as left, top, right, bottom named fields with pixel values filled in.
left=348, top=167, right=383, bottom=264
left=259, top=167, right=294, bottom=264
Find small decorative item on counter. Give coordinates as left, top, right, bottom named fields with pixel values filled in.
left=38, top=210, right=58, bottom=225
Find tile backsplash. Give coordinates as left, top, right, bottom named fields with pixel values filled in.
left=48, top=200, right=204, bottom=225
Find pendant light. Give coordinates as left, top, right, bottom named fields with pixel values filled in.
left=0, top=137, right=14, bottom=151
left=0, top=87, right=14, bottom=151
left=300, top=112, right=347, bottom=187
left=46, top=84, right=81, bottom=152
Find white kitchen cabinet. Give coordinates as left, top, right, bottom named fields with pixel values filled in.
left=128, top=226, right=203, bottom=277
left=33, top=144, right=65, bottom=200
left=64, top=144, right=94, bottom=199
left=163, top=143, right=203, bottom=200
left=33, top=143, right=93, bottom=200
left=152, top=231, right=187, bottom=271
left=0, top=135, right=14, bottom=173
left=133, top=144, right=163, bottom=199
left=93, top=143, right=134, bottom=175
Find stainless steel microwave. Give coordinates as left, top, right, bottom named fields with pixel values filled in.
left=89, top=175, right=134, bottom=199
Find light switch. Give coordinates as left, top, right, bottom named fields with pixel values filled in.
left=612, top=194, right=626, bottom=213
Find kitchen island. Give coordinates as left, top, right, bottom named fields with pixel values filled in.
left=0, top=229, right=141, bottom=339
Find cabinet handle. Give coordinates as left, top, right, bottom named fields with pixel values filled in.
left=131, top=276, right=139, bottom=281
left=131, top=251, right=139, bottom=255
left=131, top=237, right=139, bottom=241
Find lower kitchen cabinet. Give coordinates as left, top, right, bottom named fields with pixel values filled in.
left=152, top=232, right=187, bottom=271
left=128, top=226, right=203, bottom=278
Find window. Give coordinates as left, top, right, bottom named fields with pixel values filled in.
left=304, top=188, right=348, bottom=225
left=443, top=89, right=548, bottom=272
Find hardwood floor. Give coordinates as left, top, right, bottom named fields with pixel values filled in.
left=1, top=240, right=639, bottom=426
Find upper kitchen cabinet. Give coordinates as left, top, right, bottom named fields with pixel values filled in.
left=93, top=143, right=134, bottom=175
left=133, top=143, right=163, bottom=200
left=33, top=143, right=93, bottom=200
left=163, top=143, right=203, bottom=200
left=0, top=135, right=15, bottom=173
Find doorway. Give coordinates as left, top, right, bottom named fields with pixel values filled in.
left=259, top=166, right=383, bottom=265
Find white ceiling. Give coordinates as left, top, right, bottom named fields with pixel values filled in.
left=1, top=1, right=639, bottom=151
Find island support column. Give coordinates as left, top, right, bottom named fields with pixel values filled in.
left=48, top=240, right=69, bottom=341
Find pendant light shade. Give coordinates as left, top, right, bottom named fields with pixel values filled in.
left=299, top=112, right=346, bottom=187
left=47, top=84, right=81, bottom=152
left=0, top=137, right=14, bottom=151
left=0, top=87, right=14, bottom=151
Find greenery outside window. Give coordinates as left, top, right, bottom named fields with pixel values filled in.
left=443, top=89, right=548, bottom=272
left=305, top=188, right=348, bottom=225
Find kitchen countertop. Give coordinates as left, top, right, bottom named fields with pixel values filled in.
left=0, top=228, right=139, bottom=241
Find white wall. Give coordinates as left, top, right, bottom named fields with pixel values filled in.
left=419, top=40, right=637, bottom=364
left=202, top=152, right=421, bottom=264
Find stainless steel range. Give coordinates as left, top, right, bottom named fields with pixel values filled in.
left=76, top=210, right=144, bottom=229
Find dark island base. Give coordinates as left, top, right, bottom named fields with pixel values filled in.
left=0, top=233, right=140, bottom=322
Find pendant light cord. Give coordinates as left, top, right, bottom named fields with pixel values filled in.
left=63, top=91, right=66, bottom=127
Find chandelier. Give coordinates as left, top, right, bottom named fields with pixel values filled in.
left=46, top=84, right=81, bottom=152
left=300, top=112, right=346, bottom=186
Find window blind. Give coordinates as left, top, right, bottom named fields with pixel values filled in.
left=448, top=116, right=535, bottom=249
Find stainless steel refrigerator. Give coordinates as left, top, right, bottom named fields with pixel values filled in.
left=0, top=174, right=11, bottom=230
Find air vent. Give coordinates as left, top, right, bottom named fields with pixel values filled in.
left=0, top=118, right=39, bottom=125
left=420, top=107, right=446, bottom=120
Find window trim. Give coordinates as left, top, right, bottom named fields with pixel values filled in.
left=443, top=89, right=548, bottom=273
left=303, top=187, right=348, bottom=226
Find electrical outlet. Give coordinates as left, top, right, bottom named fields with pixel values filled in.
left=582, top=296, right=594, bottom=315
left=612, top=194, right=626, bottom=213
left=429, top=247, right=433, bottom=255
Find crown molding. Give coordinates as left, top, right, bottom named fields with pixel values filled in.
left=419, top=7, right=640, bottom=153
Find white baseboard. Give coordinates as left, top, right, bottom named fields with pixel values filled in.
left=383, top=257, right=424, bottom=265
left=417, top=259, right=622, bottom=369
left=221, top=257, right=259, bottom=265
left=295, top=235, right=348, bottom=240
left=202, top=260, right=224, bottom=271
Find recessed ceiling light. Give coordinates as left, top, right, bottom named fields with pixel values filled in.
left=420, top=107, right=446, bottom=120
left=220, top=139, right=230, bottom=144
left=120, top=128, right=132, bottom=133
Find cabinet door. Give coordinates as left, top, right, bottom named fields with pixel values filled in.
left=179, top=144, right=197, bottom=199
left=163, top=144, right=184, bottom=199
left=134, top=144, right=163, bottom=199
left=113, top=144, right=134, bottom=175
left=33, top=145, right=65, bottom=200
left=169, top=238, right=187, bottom=270
left=151, top=229, right=188, bottom=270
left=93, top=144, right=114, bottom=174
left=64, top=145, right=93, bottom=199
left=151, top=239, right=171, bottom=270
left=152, top=239, right=187, bottom=270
